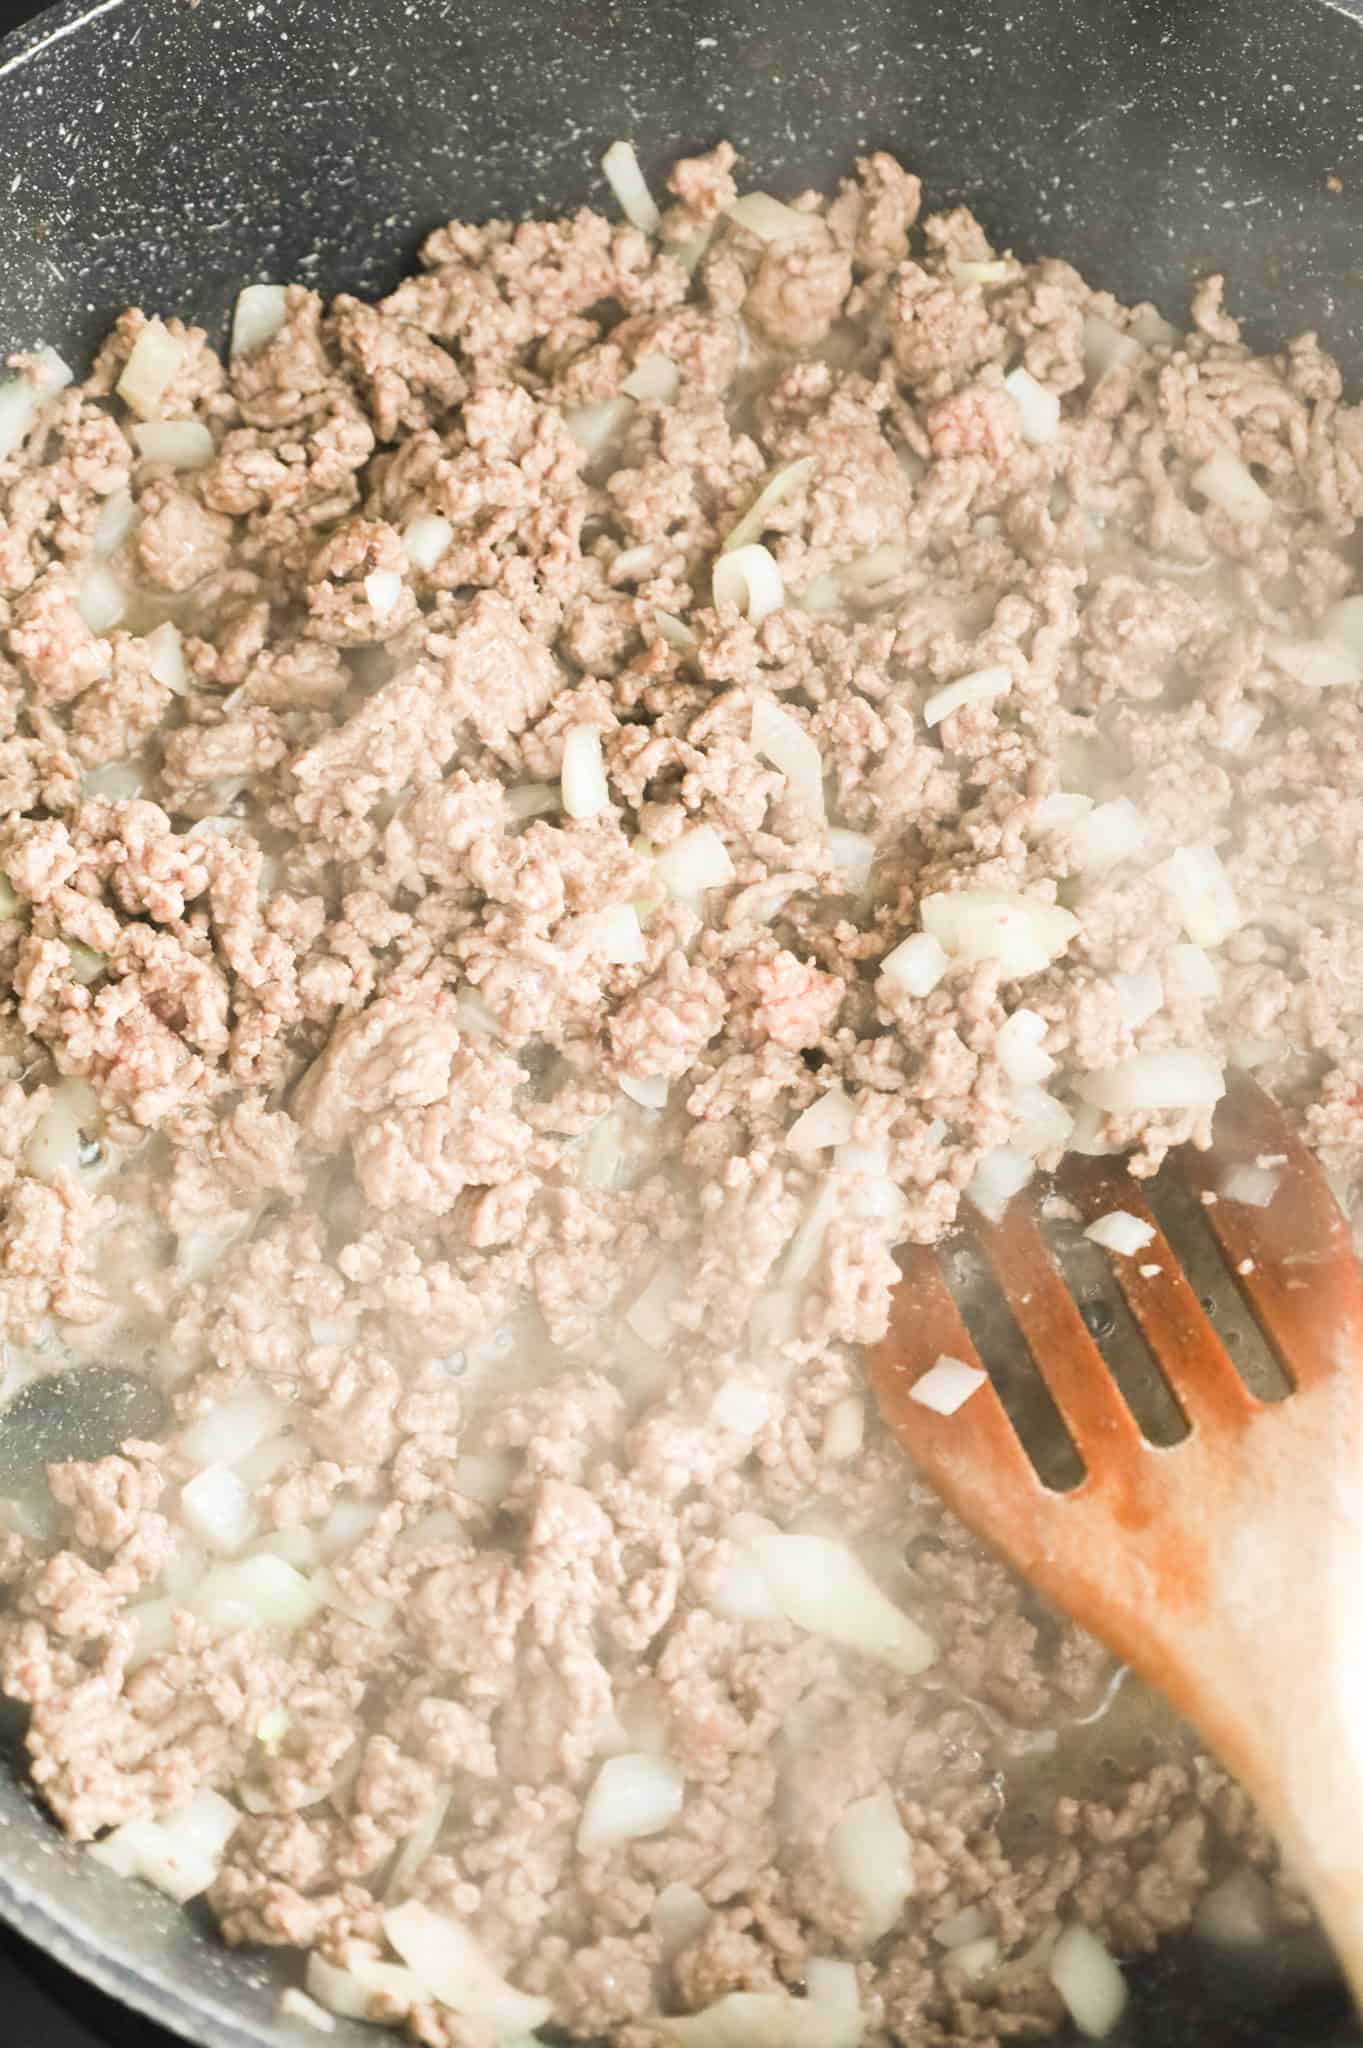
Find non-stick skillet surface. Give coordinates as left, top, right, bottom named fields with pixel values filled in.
left=2, top=0, right=1363, bottom=2042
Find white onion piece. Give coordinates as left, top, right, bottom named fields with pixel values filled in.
left=805, top=1960, right=860, bottom=2013
left=661, top=1991, right=862, bottom=2048
left=383, top=1900, right=552, bottom=2034
left=181, top=1380, right=287, bottom=1468
left=622, top=354, right=680, bottom=401
left=710, top=1381, right=775, bottom=1438
left=1152, top=843, right=1241, bottom=947
left=565, top=395, right=634, bottom=456
left=1112, top=963, right=1164, bottom=1029
left=577, top=1752, right=684, bottom=1853
left=654, top=824, right=735, bottom=895
left=453, top=1452, right=515, bottom=1505
left=251, top=1526, right=319, bottom=1569
left=116, top=318, right=189, bottom=419
left=968, top=1143, right=1035, bottom=1221
left=26, top=1077, right=104, bottom=1183
left=505, top=782, right=558, bottom=823
left=144, top=620, right=189, bottom=694
left=387, top=1784, right=453, bottom=1902
left=313, top=1567, right=394, bottom=1631
left=1083, top=315, right=1144, bottom=382
left=923, top=664, right=1011, bottom=728
left=561, top=722, right=610, bottom=819
left=191, top=1554, right=322, bottom=1634
left=1222, top=1163, right=1279, bottom=1208
left=280, top=1989, right=336, bottom=2034
left=126, top=1598, right=176, bottom=1669
left=305, top=1952, right=424, bottom=2024
left=995, top=1008, right=1054, bottom=1085
left=598, top=903, right=646, bottom=966
left=133, top=420, right=214, bottom=469
left=1076, top=1049, right=1225, bottom=1112
left=714, top=542, right=784, bottom=623
left=1036, top=791, right=1093, bottom=833
left=1049, top=1924, right=1128, bottom=2039
left=627, top=1259, right=684, bottom=1349
left=950, top=1937, right=1001, bottom=1982
left=950, top=257, right=1010, bottom=285
left=910, top=1355, right=987, bottom=1416
left=880, top=930, right=948, bottom=996
left=1192, top=1866, right=1275, bottom=1948
left=1216, top=702, right=1262, bottom=753
left=1011, top=1084, right=1074, bottom=1155
left=752, top=697, right=825, bottom=818
left=922, top=890, right=1079, bottom=978
left=798, top=573, right=841, bottom=613
left=401, top=513, right=453, bottom=571
left=655, top=608, right=699, bottom=650
left=231, top=284, right=288, bottom=359
left=32, top=347, right=72, bottom=393
left=363, top=569, right=403, bottom=617
left=726, top=192, right=821, bottom=242
left=1267, top=637, right=1363, bottom=690
left=1070, top=797, right=1147, bottom=874
left=1084, top=1210, right=1156, bottom=1256
left=787, top=1087, right=855, bottom=1155
left=1321, top=594, right=1363, bottom=659
left=709, top=1540, right=785, bottom=1622
left=0, top=379, right=37, bottom=460
left=936, top=1905, right=992, bottom=1949
left=93, top=487, right=135, bottom=557
left=602, top=139, right=661, bottom=233
left=1003, top=366, right=1060, bottom=445
left=722, top=456, right=817, bottom=553
left=822, top=1396, right=865, bottom=1462
left=826, top=829, right=874, bottom=894
left=1068, top=1103, right=1121, bottom=1157
left=317, top=1498, right=381, bottom=1559
left=181, top=1467, right=257, bottom=1555
left=77, top=565, right=125, bottom=633
left=90, top=1789, right=239, bottom=1905
left=1192, top=450, right=1271, bottom=526
left=620, top=1072, right=669, bottom=1110
left=831, top=1786, right=913, bottom=1944
left=1168, top=943, right=1220, bottom=1001
left=742, top=1527, right=935, bottom=1675
left=1131, top=308, right=1180, bottom=348
left=654, top=1882, right=710, bottom=1961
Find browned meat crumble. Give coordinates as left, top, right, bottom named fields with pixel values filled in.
left=0, top=139, right=1356, bottom=2044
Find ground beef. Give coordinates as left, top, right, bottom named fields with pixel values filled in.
left=0, top=141, right=1351, bottom=2046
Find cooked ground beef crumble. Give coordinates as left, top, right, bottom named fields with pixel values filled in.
left=0, top=140, right=1356, bottom=2042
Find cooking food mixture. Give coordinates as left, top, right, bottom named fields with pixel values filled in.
left=0, top=138, right=1359, bottom=2046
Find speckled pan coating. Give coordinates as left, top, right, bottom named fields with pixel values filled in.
left=1, top=2, right=1363, bottom=2046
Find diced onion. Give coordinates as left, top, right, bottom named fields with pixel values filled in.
left=798, top=573, right=841, bottom=613
left=910, top=1355, right=988, bottom=1416
left=133, top=420, right=214, bottom=469
left=602, top=140, right=661, bottom=233
left=143, top=620, right=189, bottom=694
left=363, top=568, right=403, bottom=618
left=714, top=542, right=784, bottom=623
left=1168, top=943, right=1220, bottom=1002
left=77, top=565, right=125, bottom=633
left=1152, top=843, right=1241, bottom=947
left=924, top=664, right=1011, bottom=728
left=1192, top=449, right=1271, bottom=527
left=654, top=1882, right=710, bottom=1961
left=830, top=1786, right=913, bottom=1944
left=313, top=1566, right=394, bottom=1632
left=1321, top=595, right=1363, bottom=659
left=1267, top=637, right=1363, bottom=690
left=722, top=456, right=817, bottom=553
left=1075, top=1049, right=1225, bottom=1112
left=655, top=609, right=698, bottom=651
left=181, top=1380, right=288, bottom=1468
left=231, top=284, right=288, bottom=359
left=826, top=829, right=874, bottom=894
left=1083, top=315, right=1144, bottom=383
left=1130, top=308, right=1180, bottom=348
left=190, top=1554, right=323, bottom=1634
left=620, top=1072, right=669, bottom=1111
left=740, top=1526, right=936, bottom=1676
left=1222, top=1163, right=1279, bottom=1208
left=950, top=258, right=1011, bottom=285
left=252, top=1525, right=318, bottom=1569
left=565, top=395, right=634, bottom=456
left=968, top=1143, right=1035, bottom=1221
left=660, top=1991, right=862, bottom=2047
left=1049, top=1924, right=1128, bottom=2039
left=0, top=379, right=37, bottom=460
left=805, top=1962, right=859, bottom=2015
left=181, top=1467, right=258, bottom=1555
left=709, top=1539, right=785, bottom=1622
left=1011, top=1085, right=1074, bottom=1155
left=822, top=1396, right=865, bottom=1462
left=317, top=1498, right=382, bottom=1559
left=880, top=930, right=948, bottom=996
left=387, top=1784, right=454, bottom=1902
left=383, top=1900, right=552, bottom=2033
left=787, top=1087, right=855, bottom=1155
left=280, top=1990, right=336, bottom=2034
left=577, top=1752, right=684, bottom=1853
left=627, top=1259, right=684, bottom=1349
left=995, top=1008, right=1054, bottom=1085
left=1192, top=1866, right=1275, bottom=1948
left=1003, top=366, right=1061, bottom=445
left=752, top=697, right=824, bottom=818
left=505, top=782, right=558, bottom=823
left=1112, top=963, right=1163, bottom=1029
left=655, top=824, right=735, bottom=896
left=561, top=722, right=610, bottom=820
left=126, top=1598, right=176, bottom=1669
left=93, top=487, right=135, bottom=557
left=90, top=1788, right=239, bottom=1905
left=453, top=1452, right=515, bottom=1505
left=936, top=1905, right=992, bottom=1949
left=923, top=890, right=1079, bottom=978
left=401, top=514, right=453, bottom=571
left=1036, top=792, right=1093, bottom=834
left=598, top=902, right=646, bottom=966
left=622, top=354, right=680, bottom=402
left=116, top=318, right=189, bottom=420
left=305, top=1952, right=425, bottom=2024
left=726, top=192, right=821, bottom=243
left=26, top=1077, right=105, bottom=1183
left=950, top=1937, right=1001, bottom=1982
left=1084, top=1210, right=1156, bottom=1256
left=1069, top=797, right=1147, bottom=874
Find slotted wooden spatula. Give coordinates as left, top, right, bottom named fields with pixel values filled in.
left=869, top=1074, right=1363, bottom=2000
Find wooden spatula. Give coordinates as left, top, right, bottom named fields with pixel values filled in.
left=869, top=1074, right=1363, bottom=2001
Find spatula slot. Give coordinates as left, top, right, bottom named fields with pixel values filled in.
left=941, top=1235, right=1086, bottom=1493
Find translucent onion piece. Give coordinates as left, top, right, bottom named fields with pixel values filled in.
left=622, top=354, right=680, bottom=402
left=133, top=420, right=214, bottom=469
left=577, top=1752, right=685, bottom=1852
left=383, top=1900, right=552, bottom=2034
left=144, top=620, right=189, bottom=693
left=386, top=1784, right=454, bottom=1901
left=1322, top=594, right=1363, bottom=659
left=1069, top=797, right=1147, bottom=874
left=660, top=1991, right=862, bottom=2047
left=922, top=890, right=1079, bottom=978
left=654, top=608, right=698, bottom=650
left=968, top=1142, right=1035, bottom=1221
left=1112, top=962, right=1163, bottom=1029
left=653, top=1882, right=710, bottom=1961
left=180, top=1466, right=258, bottom=1554
left=1151, top=842, right=1241, bottom=947
left=1075, top=1049, right=1226, bottom=1112
left=561, top=722, right=610, bottom=819
left=116, top=318, right=189, bottom=419
left=787, top=1087, right=855, bottom=1154
left=505, top=782, right=558, bottom=822
left=1082, top=314, right=1145, bottom=382
left=1048, top=1924, right=1128, bottom=2039
left=1130, top=308, right=1180, bottom=348
left=1192, top=449, right=1271, bottom=526
left=602, top=140, right=661, bottom=233
left=190, top=1554, right=323, bottom=1634
left=627, top=1259, right=685, bottom=1349
left=620, top=1072, right=669, bottom=1110
left=26, top=1077, right=105, bottom=1183
left=363, top=568, right=403, bottom=616
left=654, top=824, right=735, bottom=896
left=565, top=395, right=634, bottom=456
left=1084, top=1211, right=1157, bottom=1256
left=995, top=1007, right=1054, bottom=1085
left=181, top=1379, right=288, bottom=1468
left=77, top=565, right=126, bottom=634
left=880, top=930, right=948, bottom=996
left=924, top=664, right=1011, bottom=727
left=726, top=193, right=821, bottom=243
left=909, top=1355, right=988, bottom=1416
left=1268, top=636, right=1363, bottom=690
left=1011, top=1085, right=1074, bottom=1155
left=830, top=1785, right=914, bottom=1944
left=713, top=542, right=784, bottom=623
left=950, top=257, right=1011, bottom=285
left=743, top=1526, right=936, bottom=1675
left=598, top=903, right=646, bottom=965
left=722, top=456, right=817, bottom=553
left=280, top=1989, right=336, bottom=2035
left=822, top=1396, right=865, bottom=1462
left=305, top=1952, right=425, bottom=2025
left=752, top=697, right=825, bottom=818
left=402, top=513, right=453, bottom=570
left=826, top=828, right=874, bottom=894
left=0, top=347, right=71, bottom=460
left=231, top=284, right=289, bottom=359
left=93, top=487, right=135, bottom=557
left=1168, top=942, right=1220, bottom=1001
left=1221, top=1163, right=1279, bottom=1208
left=1003, top=366, right=1061, bottom=444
